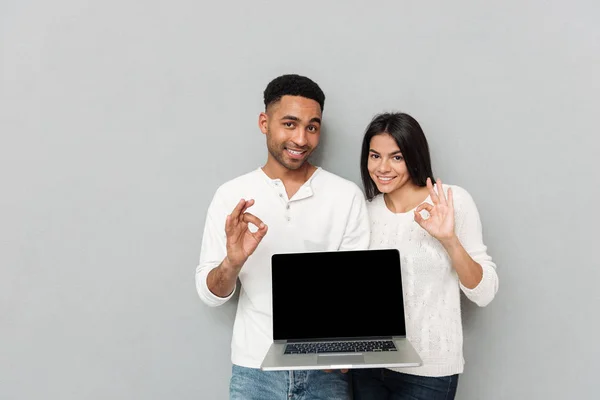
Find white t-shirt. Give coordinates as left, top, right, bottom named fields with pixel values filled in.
left=196, top=167, right=370, bottom=368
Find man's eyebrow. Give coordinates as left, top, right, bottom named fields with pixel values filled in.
left=280, top=115, right=300, bottom=121
left=279, top=115, right=321, bottom=124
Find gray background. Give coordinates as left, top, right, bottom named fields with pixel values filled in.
left=1, top=0, right=598, bottom=399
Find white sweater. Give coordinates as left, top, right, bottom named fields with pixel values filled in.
left=196, top=167, right=370, bottom=368
left=367, top=184, right=499, bottom=377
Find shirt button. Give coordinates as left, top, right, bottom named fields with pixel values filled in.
left=279, top=193, right=283, bottom=197
left=286, top=204, right=290, bottom=209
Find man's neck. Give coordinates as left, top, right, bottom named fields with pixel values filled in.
left=261, top=159, right=317, bottom=185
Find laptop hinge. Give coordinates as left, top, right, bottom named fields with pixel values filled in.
left=286, top=336, right=394, bottom=343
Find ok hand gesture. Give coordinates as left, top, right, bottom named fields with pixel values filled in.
left=414, top=178, right=456, bottom=242
left=225, top=199, right=268, bottom=270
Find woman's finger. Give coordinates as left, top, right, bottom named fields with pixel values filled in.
left=427, top=177, right=439, bottom=204
left=436, top=179, right=447, bottom=205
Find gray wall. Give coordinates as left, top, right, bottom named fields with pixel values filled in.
left=1, top=1, right=598, bottom=399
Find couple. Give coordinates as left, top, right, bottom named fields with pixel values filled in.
left=195, top=74, right=499, bottom=400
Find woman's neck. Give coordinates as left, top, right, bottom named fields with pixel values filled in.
left=384, top=184, right=430, bottom=213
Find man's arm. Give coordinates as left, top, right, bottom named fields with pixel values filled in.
left=195, top=192, right=235, bottom=306
left=338, top=185, right=371, bottom=251
left=196, top=197, right=267, bottom=306
left=206, top=258, right=241, bottom=298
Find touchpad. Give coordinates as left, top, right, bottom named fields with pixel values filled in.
left=317, top=355, right=365, bottom=366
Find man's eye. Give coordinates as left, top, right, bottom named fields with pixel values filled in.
left=284, top=122, right=294, bottom=128
left=307, top=125, right=318, bottom=132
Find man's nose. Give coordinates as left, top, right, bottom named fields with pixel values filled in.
left=290, top=129, right=308, bottom=147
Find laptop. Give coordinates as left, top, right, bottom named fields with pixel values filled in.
left=260, top=248, right=423, bottom=371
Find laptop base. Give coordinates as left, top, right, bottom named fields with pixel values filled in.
left=260, top=337, right=422, bottom=371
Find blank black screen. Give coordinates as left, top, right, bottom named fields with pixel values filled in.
left=271, top=249, right=406, bottom=341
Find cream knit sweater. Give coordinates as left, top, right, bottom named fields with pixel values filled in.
left=367, top=184, right=499, bottom=377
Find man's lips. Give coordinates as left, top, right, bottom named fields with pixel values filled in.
left=285, top=148, right=307, bottom=159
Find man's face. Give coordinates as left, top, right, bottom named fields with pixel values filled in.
left=259, top=95, right=322, bottom=170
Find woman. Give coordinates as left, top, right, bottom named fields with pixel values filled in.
left=352, top=112, right=499, bottom=400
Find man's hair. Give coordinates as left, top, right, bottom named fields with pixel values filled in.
left=263, top=74, right=325, bottom=112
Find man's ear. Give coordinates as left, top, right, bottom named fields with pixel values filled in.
left=258, top=112, right=269, bottom=135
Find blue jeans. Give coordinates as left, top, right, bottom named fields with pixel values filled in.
left=230, top=365, right=351, bottom=400
left=352, top=368, right=458, bottom=400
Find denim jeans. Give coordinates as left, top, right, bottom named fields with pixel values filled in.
left=230, top=365, right=351, bottom=400
left=352, top=368, right=458, bottom=400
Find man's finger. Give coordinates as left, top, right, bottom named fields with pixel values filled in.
left=229, top=199, right=247, bottom=221
left=242, top=212, right=265, bottom=229
left=225, top=214, right=232, bottom=234
left=252, top=224, right=268, bottom=242
left=241, top=199, right=255, bottom=214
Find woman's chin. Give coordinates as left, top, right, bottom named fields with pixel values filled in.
left=376, top=185, right=393, bottom=194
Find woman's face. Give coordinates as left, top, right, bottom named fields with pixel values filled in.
left=367, top=133, right=413, bottom=194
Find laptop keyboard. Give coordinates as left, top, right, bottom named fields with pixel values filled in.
left=284, top=340, right=397, bottom=354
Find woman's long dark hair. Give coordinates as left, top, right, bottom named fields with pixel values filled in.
left=360, top=112, right=435, bottom=200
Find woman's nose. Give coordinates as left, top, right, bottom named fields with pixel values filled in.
left=377, top=159, right=391, bottom=173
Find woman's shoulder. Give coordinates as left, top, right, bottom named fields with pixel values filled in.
left=442, top=183, right=478, bottom=212
left=442, top=183, right=469, bottom=198
left=366, top=194, right=390, bottom=220
left=366, top=194, right=386, bottom=209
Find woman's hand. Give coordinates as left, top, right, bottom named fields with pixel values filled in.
left=414, top=178, right=456, bottom=243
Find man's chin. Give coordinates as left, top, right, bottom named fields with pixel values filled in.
left=281, top=154, right=310, bottom=170
left=283, top=160, right=306, bottom=170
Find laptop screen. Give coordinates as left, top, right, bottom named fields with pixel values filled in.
left=271, top=248, right=406, bottom=341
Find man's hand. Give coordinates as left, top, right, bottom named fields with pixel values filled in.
left=224, top=199, right=268, bottom=271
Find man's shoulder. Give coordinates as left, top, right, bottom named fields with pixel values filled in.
left=314, top=168, right=363, bottom=195
left=215, top=169, right=263, bottom=195
left=207, top=169, right=264, bottom=210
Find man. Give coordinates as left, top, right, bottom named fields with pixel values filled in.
left=195, top=74, right=370, bottom=399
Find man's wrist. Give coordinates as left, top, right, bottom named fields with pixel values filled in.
left=221, top=257, right=243, bottom=275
